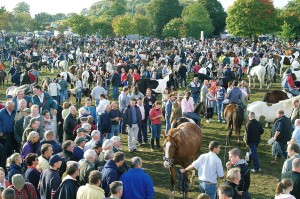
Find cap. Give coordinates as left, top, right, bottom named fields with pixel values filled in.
left=286, top=68, right=292, bottom=74
left=23, top=108, right=31, bottom=113
left=77, top=127, right=87, bottom=133
left=49, top=154, right=63, bottom=165
left=75, top=137, right=86, bottom=145
left=6, top=95, right=13, bottom=99
left=93, top=140, right=103, bottom=148
left=12, top=174, right=25, bottom=189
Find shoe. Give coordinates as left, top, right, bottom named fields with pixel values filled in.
left=251, top=169, right=261, bottom=173
left=217, top=120, right=221, bottom=123
left=143, top=141, right=149, bottom=145
left=137, top=142, right=143, bottom=146
left=206, top=120, right=210, bottom=123
left=222, top=120, right=226, bottom=123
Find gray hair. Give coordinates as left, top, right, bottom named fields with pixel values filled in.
left=111, top=136, right=121, bottom=144
left=1, top=188, right=15, bottom=199
left=131, top=157, right=142, bottom=168
left=109, top=181, right=123, bottom=195
left=84, top=149, right=96, bottom=160
left=27, top=131, right=39, bottom=142
left=292, top=158, right=300, bottom=170
left=69, top=105, right=76, bottom=111
left=226, top=168, right=240, bottom=181
left=5, top=101, right=13, bottom=107
left=78, top=107, right=88, bottom=117
left=18, top=99, right=27, bottom=106
left=104, top=150, right=114, bottom=161
left=102, top=139, right=113, bottom=150
left=82, top=123, right=91, bottom=130
left=91, top=130, right=100, bottom=137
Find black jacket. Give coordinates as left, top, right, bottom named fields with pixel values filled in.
left=224, top=180, right=239, bottom=199
left=245, top=119, right=264, bottom=144
left=272, top=115, right=292, bottom=143
left=123, top=105, right=142, bottom=128
left=111, top=73, right=121, bottom=87
left=143, top=95, right=157, bottom=109
left=53, top=178, right=80, bottom=199
left=233, top=160, right=250, bottom=192
left=63, top=113, right=77, bottom=141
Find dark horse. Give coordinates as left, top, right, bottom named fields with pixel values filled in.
left=262, top=90, right=290, bottom=104
left=224, top=103, right=244, bottom=145
left=163, top=123, right=202, bottom=199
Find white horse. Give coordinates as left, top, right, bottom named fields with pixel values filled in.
left=248, top=57, right=266, bottom=90
left=53, top=59, right=68, bottom=73
left=265, top=58, right=276, bottom=89
left=82, top=70, right=90, bottom=89
left=60, top=72, right=75, bottom=87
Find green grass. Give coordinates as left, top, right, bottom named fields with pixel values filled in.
left=1, top=62, right=284, bottom=199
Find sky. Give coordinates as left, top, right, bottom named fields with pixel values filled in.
left=1, top=0, right=291, bottom=17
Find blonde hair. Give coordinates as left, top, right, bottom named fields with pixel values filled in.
left=6, top=153, right=21, bottom=166
left=226, top=168, right=240, bottom=181
left=275, top=178, right=294, bottom=196
left=31, top=104, right=39, bottom=110
left=27, top=131, right=39, bottom=142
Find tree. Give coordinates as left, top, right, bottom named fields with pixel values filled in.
left=104, top=0, right=126, bottom=19
left=162, top=18, right=185, bottom=38
left=181, top=1, right=214, bottom=38
left=0, top=7, right=13, bottom=31
left=89, top=1, right=111, bottom=16
left=92, top=17, right=114, bottom=37
left=133, top=14, right=151, bottom=36
left=11, top=12, right=33, bottom=32
left=198, top=0, right=227, bottom=35
left=146, top=0, right=182, bottom=37
left=226, top=0, right=279, bottom=38
left=280, top=0, right=300, bottom=36
left=65, top=14, right=92, bottom=36
left=35, top=12, right=53, bottom=28
left=13, top=1, right=30, bottom=14
left=52, top=13, right=67, bottom=21
left=112, top=14, right=134, bottom=36
left=280, top=21, right=295, bottom=42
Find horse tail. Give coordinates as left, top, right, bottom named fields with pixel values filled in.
left=232, top=106, right=241, bottom=135
left=262, top=91, right=270, bottom=102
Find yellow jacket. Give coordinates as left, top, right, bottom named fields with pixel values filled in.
left=76, top=184, right=105, bottom=199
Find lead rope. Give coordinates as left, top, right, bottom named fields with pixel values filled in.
left=177, top=168, right=188, bottom=199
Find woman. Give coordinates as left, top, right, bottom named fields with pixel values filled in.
left=7, top=153, right=22, bottom=184
left=162, top=88, right=171, bottom=117
left=0, top=167, right=10, bottom=188
left=109, top=101, right=122, bottom=136
left=42, top=110, right=52, bottom=132
left=62, top=102, right=70, bottom=120
left=149, top=101, right=163, bottom=151
left=104, top=71, right=111, bottom=97
left=181, top=91, right=201, bottom=125
left=23, top=104, right=45, bottom=138
left=21, top=131, right=40, bottom=160
left=275, top=178, right=296, bottom=199
left=22, top=118, right=40, bottom=144
left=224, top=168, right=241, bottom=199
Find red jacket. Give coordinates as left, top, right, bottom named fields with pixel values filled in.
left=287, top=75, right=297, bottom=88
left=132, top=73, right=140, bottom=82
left=149, top=108, right=162, bottom=125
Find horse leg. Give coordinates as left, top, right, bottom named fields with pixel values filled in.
left=169, top=166, right=176, bottom=199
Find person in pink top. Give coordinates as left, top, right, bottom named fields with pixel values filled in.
left=149, top=101, right=163, bottom=152
left=181, top=91, right=201, bottom=126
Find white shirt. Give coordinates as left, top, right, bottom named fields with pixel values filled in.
left=84, top=139, right=97, bottom=152
left=38, top=92, right=44, bottom=103
left=96, top=99, right=110, bottom=115
left=48, top=83, right=61, bottom=96
left=192, top=151, right=224, bottom=183
left=292, top=60, right=300, bottom=69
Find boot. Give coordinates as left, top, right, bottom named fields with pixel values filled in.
left=156, top=138, right=162, bottom=151
left=150, top=139, right=155, bottom=152
left=271, top=157, right=280, bottom=165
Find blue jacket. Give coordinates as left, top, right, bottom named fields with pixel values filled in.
left=120, top=168, right=154, bottom=199
left=101, top=160, right=120, bottom=197
left=83, top=106, right=97, bottom=124
left=13, top=96, right=31, bottom=111
left=227, top=87, right=243, bottom=106
left=31, top=92, right=58, bottom=112
left=0, top=108, right=16, bottom=135
left=98, top=111, right=111, bottom=134
left=8, top=163, right=22, bottom=184
left=40, top=139, right=62, bottom=155
left=165, top=100, right=172, bottom=119
left=11, top=72, right=21, bottom=86
left=73, top=146, right=84, bottom=162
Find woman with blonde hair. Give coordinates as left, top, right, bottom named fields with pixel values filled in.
left=21, top=131, right=40, bottom=160
left=7, top=153, right=22, bottom=184
left=275, top=178, right=296, bottom=199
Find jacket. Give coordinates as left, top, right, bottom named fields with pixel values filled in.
left=98, top=111, right=111, bottom=134
left=77, top=183, right=105, bottom=199
left=245, top=119, right=264, bottom=144
left=24, top=166, right=41, bottom=194
left=79, top=159, right=95, bottom=186
left=232, top=159, right=250, bottom=192
left=21, top=141, right=40, bottom=160
left=227, top=87, right=243, bottom=106
left=14, top=116, right=24, bottom=143
left=120, top=168, right=154, bottom=199
left=111, top=73, right=121, bottom=87
left=39, top=168, right=61, bottom=199
left=101, top=160, right=120, bottom=197
left=0, top=108, right=16, bottom=135
left=291, top=106, right=300, bottom=124
left=224, top=180, right=239, bottom=199
left=53, top=177, right=80, bottom=199
left=7, top=163, right=22, bottom=184
left=63, top=113, right=77, bottom=141
left=31, top=92, right=58, bottom=112
left=123, top=105, right=142, bottom=128
left=272, top=115, right=292, bottom=143
left=39, top=139, right=62, bottom=154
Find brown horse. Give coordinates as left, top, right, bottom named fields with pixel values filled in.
left=262, top=90, right=290, bottom=103
left=163, top=123, right=202, bottom=198
left=224, top=103, right=244, bottom=145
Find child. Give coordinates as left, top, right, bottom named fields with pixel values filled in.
left=275, top=178, right=296, bottom=199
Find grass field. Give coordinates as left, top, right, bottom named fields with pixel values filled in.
left=1, top=63, right=285, bottom=199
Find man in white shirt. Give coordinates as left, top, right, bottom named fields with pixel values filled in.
left=91, top=81, right=107, bottom=107
left=180, top=141, right=224, bottom=199
left=48, top=78, right=61, bottom=103
left=96, top=94, right=110, bottom=116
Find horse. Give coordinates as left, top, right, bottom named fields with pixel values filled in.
left=224, top=103, right=244, bottom=145
left=41, top=77, right=51, bottom=91
left=53, top=60, right=68, bottom=73
left=6, top=84, right=34, bottom=98
left=163, top=122, right=202, bottom=199
left=265, top=59, right=276, bottom=89
left=60, top=72, right=75, bottom=88
left=172, top=117, right=195, bottom=128
left=262, top=90, right=290, bottom=104
left=248, top=57, right=266, bottom=90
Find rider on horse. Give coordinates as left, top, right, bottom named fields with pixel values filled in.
left=248, top=53, right=260, bottom=73
left=282, top=68, right=299, bottom=96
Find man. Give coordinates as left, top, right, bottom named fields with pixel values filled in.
left=11, top=70, right=21, bottom=86
left=48, top=78, right=61, bottom=103
left=282, top=68, right=299, bottom=96
left=96, top=94, right=110, bottom=116
left=109, top=181, right=123, bottom=199
left=282, top=143, right=300, bottom=173
left=84, top=130, right=100, bottom=152
left=24, top=153, right=41, bottom=194
left=58, top=75, right=68, bottom=104
left=39, top=130, right=62, bottom=154
left=178, top=63, right=187, bottom=87
left=215, top=82, right=227, bottom=123
left=226, top=148, right=251, bottom=199
left=14, top=106, right=30, bottom=152
left=101, top=152, right=125, bottom=197
left=120, top=157, right=154, bottom=199
left=14, top=99, right=29, bottom=122
left=218, top=183, right=234, bottom=199
left=123, top=98, right=142, bottom=152
left=245, top=112, right=264, bottom=173
left=280, top=158, right=300, bottom=199
left=39, top=154, right=63, bottom=198
left=98, top=104, right=112, bottom=140
left=1, top=188, right=15, bottom=199
left=119, top=87, right=130, bottom=134
left=200, top=80, right=209, bottom=110
left=73, top=137, right=86, bottom=161
left=31, top=85, right=58, bottom=114
left=180, top=141, right=224, bottom=199
left=291, top=119, right=300, bottom=146
left=291, top=99, right=300, bottom=125
left=188, top=77, right=202, bottom=104
left=137, top=97, right=149, bottom=145
left=63, top=106, right=77, bottom=141
left=58, top=140, right=75, bottom=176
left=271, top=109, right=292, bottom=164
left=111, top=69, right=121, bottom=100
left=77, top=170, right=105, bottom=199
left=91, top=81, right=107, bottom=107
left=37, top=143, right=53, bottom=172
left=79, top=149, right=97, bottom=186
left=0, top=101, right=16, bottom=158
left=8, top=174, right=37, bottom=199
left=54, top=161, right=80, bottom=199
left=111, top=136, right=122, bottom=153
left=165, top=94, right=175, bottom=135
left=12, top=90, right=31, bottom=111
left=82, top=98, right=97, bottom=125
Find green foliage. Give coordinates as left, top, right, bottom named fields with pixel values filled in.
left=35, top=12, right=53, bottom=29
left=52, top=13, right=67, bottom=21
left=13, top=2, right=30, bottom=14
left=65, top=14, right=92, bottom=36
left=280, top=0, right=300, bottom=36
left=11, top=12, right=33, bottom=32
left=133, top=14, right=151, bottom=36
left=0, top=9, right=13, bottom=31
left=89, top=1, right=111, bottom=16
left=198, top=0, right=227, bottom=35
left=280, top=21, right=295, bottom=42
left=92, top=17, right=114, bottom=37
left=146, top=0, right=182, bottom=37
left=226, top=0, right=279, bottom=38
left=112, top=14, right=134, bottom=36
left=182, top=1, right=214, bottom=38
left=162, top=18, right=185, bottom=38
left=103, top=0, right=127, bottom=19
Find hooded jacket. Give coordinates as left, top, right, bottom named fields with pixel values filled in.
left=101, top=160, right=120, bottom=197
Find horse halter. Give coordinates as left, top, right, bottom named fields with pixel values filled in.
left=163, top=138, right=176, bottom=165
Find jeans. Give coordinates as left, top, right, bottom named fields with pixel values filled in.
left=199, top=181, right=216, bottom=199
left=60, top=90, right=68, bottom=104
left=76, top=90, right=82, bottom=101
left=165, top=118, right=171, bottom=135
left=111, top=124, right=120, bottom=136
left=105, top=85, right=110, bottom=97
left=128, top=124, right=139, bottom=150
left=272, top=141, right=287, bottom=159
left=183, top=112, right=201, bottom=125
left=290, top=89, right=300, bottom=96
left=138, top=120, right=147, bottom=143
left=151, top=124, right=161, bottom=139
left=95, top=99, right=100, bottom=107
left=191, top=94, right=199, bottom=104
left=248, top=143, right=260, bottom=170
left=216, top=101, right=224, bottom=121
left=113, top=86, right=119, bottom=99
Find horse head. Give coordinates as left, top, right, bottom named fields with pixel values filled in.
left=163, top=128, right=181, bottom=168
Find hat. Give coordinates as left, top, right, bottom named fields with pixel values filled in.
left=49, top=154, right=63, bottom=165
left=6, top=95, right=13, bottom=99
left=80, top=117, right=88, bottom=122
left=286, top=68, right=292, bottom=74
left=23, top=108, right=31, bottom=113
left=75, top=137, right=86, bottom=145
left=12, top=174, right=25, bottom=189
left=77, top=127, right=87, bottom=133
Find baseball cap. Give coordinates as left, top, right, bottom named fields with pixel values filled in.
left=77, top=128, right=87, bottom=133
left=49, top=154, right=63, bottom=165
left=23, top=108, right=31, bottom=113
left=12, top=174, right=25, bottom=189
left=75, top=137, right=86, bottom=145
